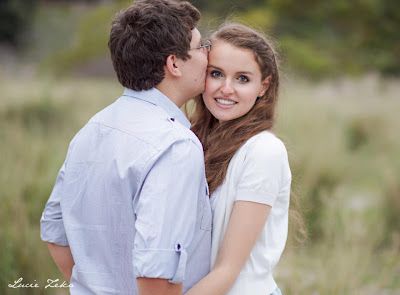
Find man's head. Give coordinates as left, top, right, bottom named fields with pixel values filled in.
left=108, top=0, right=201, bottom=91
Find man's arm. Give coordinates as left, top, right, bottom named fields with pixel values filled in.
left=137, top=278, right=182, bottom=295
left=133, top=140, right=204, bottom=293
left=46, top=242, right=75, bottom=282
left=41, top=161, right=74, bottom=281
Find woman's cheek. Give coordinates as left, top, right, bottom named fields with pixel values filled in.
left=204, top=79, right=213, bottom=96
left=206, top=77, right=219, bottom=92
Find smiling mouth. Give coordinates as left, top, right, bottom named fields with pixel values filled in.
left=215, top=98, right=237, bottom=105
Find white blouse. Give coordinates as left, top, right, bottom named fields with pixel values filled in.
left=210, top=131, right=291, bottom=295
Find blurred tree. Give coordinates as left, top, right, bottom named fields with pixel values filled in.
left=0, top=0, right=36, bottom=46
left=41, top=1, right=126, bottom=75
left=38, top=0, right=400, bottom=77
left=191, top=0, right=265, bottom=16
left=262, top=0, right=400, bottom=76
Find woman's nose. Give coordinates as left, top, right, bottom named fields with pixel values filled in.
left=220, top=80, right=234, bottom=95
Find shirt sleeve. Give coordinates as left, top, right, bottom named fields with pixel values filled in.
left=132, top=139, right=205, bottom=284
left=40, top=132, right=81, bottom=246
left=236, top=134, right=289, bottom=207
left=40, top=161, right=69, bottom=246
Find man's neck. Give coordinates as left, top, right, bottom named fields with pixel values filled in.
left=156, top=82, right=186, bottom=109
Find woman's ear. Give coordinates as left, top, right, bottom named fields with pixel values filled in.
left=259, top=76, right=271, bottom=97
left=165, top=55, right=182, bottom=78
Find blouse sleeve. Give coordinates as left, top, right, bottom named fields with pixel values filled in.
left=236, top=134, right=289, bottom=207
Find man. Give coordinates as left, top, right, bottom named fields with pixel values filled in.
left=40, top=0, right=212, bottom=294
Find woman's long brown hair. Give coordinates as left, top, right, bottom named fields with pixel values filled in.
left=191, top=22, right=279, bottom=194
left=190, top=22, right=307, bottom=242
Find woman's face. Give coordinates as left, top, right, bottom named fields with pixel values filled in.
left=203, top=40, right=269, bottom=122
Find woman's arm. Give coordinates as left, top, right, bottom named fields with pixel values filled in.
left=185, top=201, right=271, bottom=295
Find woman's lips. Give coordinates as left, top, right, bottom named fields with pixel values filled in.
left=215, top=97, right=237, bottom=108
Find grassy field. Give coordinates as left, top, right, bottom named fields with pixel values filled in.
left=0, top=74, right=399, bottom=294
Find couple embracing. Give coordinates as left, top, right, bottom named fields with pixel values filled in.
left=40, top=0, right=293, bottom=294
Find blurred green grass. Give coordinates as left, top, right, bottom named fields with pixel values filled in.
left=0, top=75, right=399, bottom=294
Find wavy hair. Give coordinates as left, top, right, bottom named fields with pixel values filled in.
left=191, top=22, right=279, bottom=194
left=190, top=22, right=306, bottom=242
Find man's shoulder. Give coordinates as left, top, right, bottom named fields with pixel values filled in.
left=85, top=96, right=203, bottom=153
left=167, top=118, right=203, bottom=152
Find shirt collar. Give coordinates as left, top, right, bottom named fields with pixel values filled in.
left=122, top=88, right=191, bottom=129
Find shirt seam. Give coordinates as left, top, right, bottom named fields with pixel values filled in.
left=88, top=120, right=199, bottom=152
left=121, top=93, right=191, bottom=129
left=137, top=137, right=202, bottom=184
left=236, top=188, right=278, bottom=202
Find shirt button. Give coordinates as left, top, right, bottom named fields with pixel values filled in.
left=170, top=118, right=175, bottom=122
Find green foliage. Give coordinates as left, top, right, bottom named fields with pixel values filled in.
left=280, top=37, right=338, bottom=78
left=41, top=2, right=125, bottom=75
left=236, top=7, right=276, bottom=31
left=198, top=0, right=400, bottom=76
left=344, top=115, right=384, bottom=152
left=33, top=0, right=400, bottom=78
left=236, top=0, right=400, bottom=77
left=27, top=4, right=86, bottom=61
left=192, top=0, right=265, bottom=15
left=5, top=96, right=62, bottom=131
left=383, top=171, right=400, bottom=242
left=0, top=0, right=36, bottom=46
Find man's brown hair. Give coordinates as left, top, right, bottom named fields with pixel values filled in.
left=108, top=0, right=200, bottom=90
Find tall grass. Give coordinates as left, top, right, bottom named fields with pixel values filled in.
left=0, top=74, right=399, bottom=294
left=0, top=76, right=122, bottom=294
left=277, top=75, right=400, bottom=294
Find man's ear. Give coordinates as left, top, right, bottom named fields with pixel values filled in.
left=165, top=55, right=182, bottom=78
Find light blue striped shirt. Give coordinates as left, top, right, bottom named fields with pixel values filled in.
left=40, top=88, right=212, bottom=294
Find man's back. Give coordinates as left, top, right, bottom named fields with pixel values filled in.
left=41, top=88, right=211, bottom=294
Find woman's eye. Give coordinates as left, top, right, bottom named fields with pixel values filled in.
left=210, top=71, right=222, bottom=77
left=238, top=75, right=249, bottom=82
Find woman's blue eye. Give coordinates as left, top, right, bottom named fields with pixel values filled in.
left=238, top=75, right=249, bottom=82
left=211, top=71, right=222, bottom=77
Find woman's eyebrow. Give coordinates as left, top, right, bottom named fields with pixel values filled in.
left=236, top=71, right=254, bottom=75
left=207, top=64, right=222, bottom=70
left=208, top=65, right=254, bottom=76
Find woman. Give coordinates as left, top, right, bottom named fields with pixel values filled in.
left=186, top=22, right=297, bottom=295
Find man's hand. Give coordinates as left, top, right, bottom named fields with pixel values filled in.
left=137, top=278, right=182, bottom=295
left=46, top=242, right=75, bottom=282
